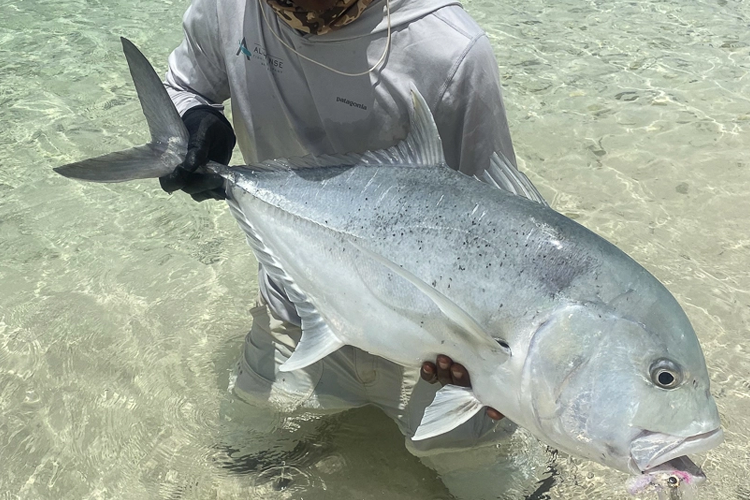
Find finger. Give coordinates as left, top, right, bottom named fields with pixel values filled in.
left=420, top=362, right=438, bottom=384
left=159, top=166, right=191, bottom=193
left=209, top=188, right=227, bottom=200
left=436, top=354, right=453, bottom=386
left=182, top=146, right=209, bottom=173
left=450, top=363, right=470, bottom=387
left=486, top=407, right=504, bottom=421
left=182, top=173, right=225, bottom=196
left=191, top=187, right=227, bottom=202
left=191, top=191, right=212, bottom=202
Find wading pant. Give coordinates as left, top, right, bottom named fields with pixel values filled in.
left=227, top=298, right=549, bottom=498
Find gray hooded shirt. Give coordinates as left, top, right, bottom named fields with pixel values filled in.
left=165, top=0, right=516, bottom=322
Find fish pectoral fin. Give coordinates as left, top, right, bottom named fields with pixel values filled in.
left=412, top=385, right=485, bottom=441
left=351, top=241, right=505, bottom=354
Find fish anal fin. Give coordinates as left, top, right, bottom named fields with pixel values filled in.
left=279, top=322, right=345, bottom=372
left=412, top=385, right=484, bottom=441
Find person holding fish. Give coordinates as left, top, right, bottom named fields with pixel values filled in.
left=53, top=0, right=724, bottom=491
left=159, top=0, right=538, bottom=495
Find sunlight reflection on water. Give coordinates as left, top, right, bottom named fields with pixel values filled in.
left=1, top=0, right=748, bottom=498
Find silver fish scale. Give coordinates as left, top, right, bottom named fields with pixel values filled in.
left=225, top=161, right=636, bottom=331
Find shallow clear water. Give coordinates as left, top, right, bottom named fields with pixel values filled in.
left=1, top=0, right=748, bottom=499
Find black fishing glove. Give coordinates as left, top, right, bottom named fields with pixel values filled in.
left=159, top=105, right=236, bottom=202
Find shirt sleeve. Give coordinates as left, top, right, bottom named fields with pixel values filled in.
left=164, top=0, right=232, bottom=115
left=434, top=34, right=517, bottom=178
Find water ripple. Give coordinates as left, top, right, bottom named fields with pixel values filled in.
left=1, top=0, right=749, bottom=498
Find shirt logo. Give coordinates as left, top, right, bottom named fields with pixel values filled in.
left=237, top=37, right=285, bottom=73
left=336, top=96, right=368, bottom=110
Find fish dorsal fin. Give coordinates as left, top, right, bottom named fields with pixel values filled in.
left=358, top=86, right=445, bottom=167
left=412, top=385, right=484, bottom=441
left=476, top=152, right=549, bottom=207
left=226, top=200, right=344, bottom=372
left=351, top=241, right=507, bottom=355
left=213, top=87, right=446, bottom=178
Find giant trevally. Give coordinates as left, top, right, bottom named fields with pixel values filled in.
left=55, top=38, right=722, bottom=495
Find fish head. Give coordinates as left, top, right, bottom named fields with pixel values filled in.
left=521, top=297, right=722, bottom=483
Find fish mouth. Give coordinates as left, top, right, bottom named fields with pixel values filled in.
left=625, top=456, right=708, bottom=495
left=629, top=428, right=723, bottom=476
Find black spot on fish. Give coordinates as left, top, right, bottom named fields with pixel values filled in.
left=524, top=236, right=595, bottom=297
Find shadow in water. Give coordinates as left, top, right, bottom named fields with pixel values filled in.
left=524, top=448, right=560, bottom=500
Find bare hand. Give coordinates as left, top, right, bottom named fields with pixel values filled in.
left=420, top=354, right=504, bottom=421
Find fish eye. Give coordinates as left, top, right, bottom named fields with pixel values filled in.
left=667, top=475, right=679, bottom=488
left=649, top=359, right=682, bottom=389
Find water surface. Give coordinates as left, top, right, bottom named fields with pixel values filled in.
left=1, top=0, right=748, bottom=498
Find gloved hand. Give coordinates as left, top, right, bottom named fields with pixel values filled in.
left=159, top=105, right=236, bottom=202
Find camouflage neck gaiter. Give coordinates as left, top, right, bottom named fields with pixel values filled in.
left=264, top=0, right=375, bottom=35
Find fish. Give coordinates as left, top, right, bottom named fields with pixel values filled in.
left=55, top=38, right=723, bottom=492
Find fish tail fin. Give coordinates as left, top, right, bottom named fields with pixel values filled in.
left=54, top=38, right=188, bottom=183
